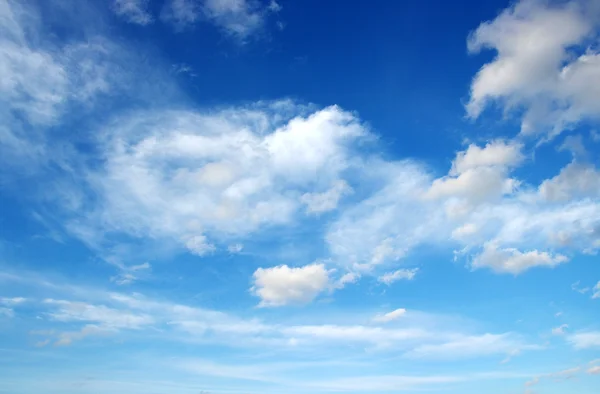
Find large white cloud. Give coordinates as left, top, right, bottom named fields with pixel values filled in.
left=67, top=103, right=367, bottom=257
left=467, top=0, right=600, bottom=138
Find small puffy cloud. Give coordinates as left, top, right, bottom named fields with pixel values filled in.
left=378, top=268, right=419, bottom=285
left=55, top=324, right=113, bottom=346
left=112, top=0, right=153, bottom=25
left=471, top=244, right=568, bottom=275
left=552, top=324, right=569, bottom=336
left=301, top=180, right=352, bottom=214
left=373, top=308, right=407, bottom=323
left=184, top=235, right=216, bottom=256
left=572, top=280, right=590, bottom=294
left=268, top=0, right=281, bottom=12
left=227, top=243, right=244, bottom=253
left=251, top=263, right=330, bottom=307
left=593, top=281, right=600, bottom=299
left=568, top=331, right=600, bottom=349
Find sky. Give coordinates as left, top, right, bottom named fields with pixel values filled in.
left=0, top=0, right=600, bottom=393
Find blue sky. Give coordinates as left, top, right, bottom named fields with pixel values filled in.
left=1, top=0, right=600, bottom=393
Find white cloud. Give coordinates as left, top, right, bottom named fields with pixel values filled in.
left=378, top=268, right=419, bottom=285
left=0, top=307, right=14, bottom=317
left=471, top=244, right=568, bottom=275
left=161, top=0, right=281, bottom=39
left=55, top=324, right=113, bottom=346
left=539, top=162, right=600, bottom=202
left=68, top=103, right=368, bottom=257
left=450, top=140, right=523, bottom=175
left=110, top=262, right=151, bottom=285
left=552, top=324, right=569, bottom=336
left=251, top=263, right=330, bottom=307
left=373, top=308, right=407, bottom=323
left=112, top=0, right=153, bottom=25
left=405, top=333, right=531, bottom=360
left=572, top=280, right=590, bottom=294
left=0, top=296, right=26, bottom=305
left=0, top=297, right=26, bottom=318
left=525, top=366, right=583, bottom=388
left=333, top=272, right=360, bottom=289
left=201, top=0, right=265, bottom=39
left=227, top=243, right=244, bottom=253
left=0, top=0, right=146, bottom=176
left=593, top=281, right=600, bottom=299
left=44, top=299, right=155, bottom=329
left=426, top=140, right=522, bottom=205
left=568, top=331, right=600, bottom=349
left=268, top=0, right=281, bottom=13
left=161, top=0, right=201, bottom=30
left=301, top=180, right=352, bottom=214
left=466, top=0, right=600, bottom=138
left=588, top=365, right=600, bottom=375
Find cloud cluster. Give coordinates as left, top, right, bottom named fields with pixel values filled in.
left=3, top=0, right=600, bottom=307
left=113, top=0, right=282, bottom=40
left=467, top=0, right=600, bottom=138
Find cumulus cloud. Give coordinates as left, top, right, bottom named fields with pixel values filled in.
left=112, top=0, right=153, bottom=25
left=467, top=0, right=600, bottom=138
left=593, top=281, right=600, bottom=299
left=589, top=365, right=600, bottom=375
left=251, top=263, right=330, bottom=307
left=66, top=103, right=368, bottom=257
